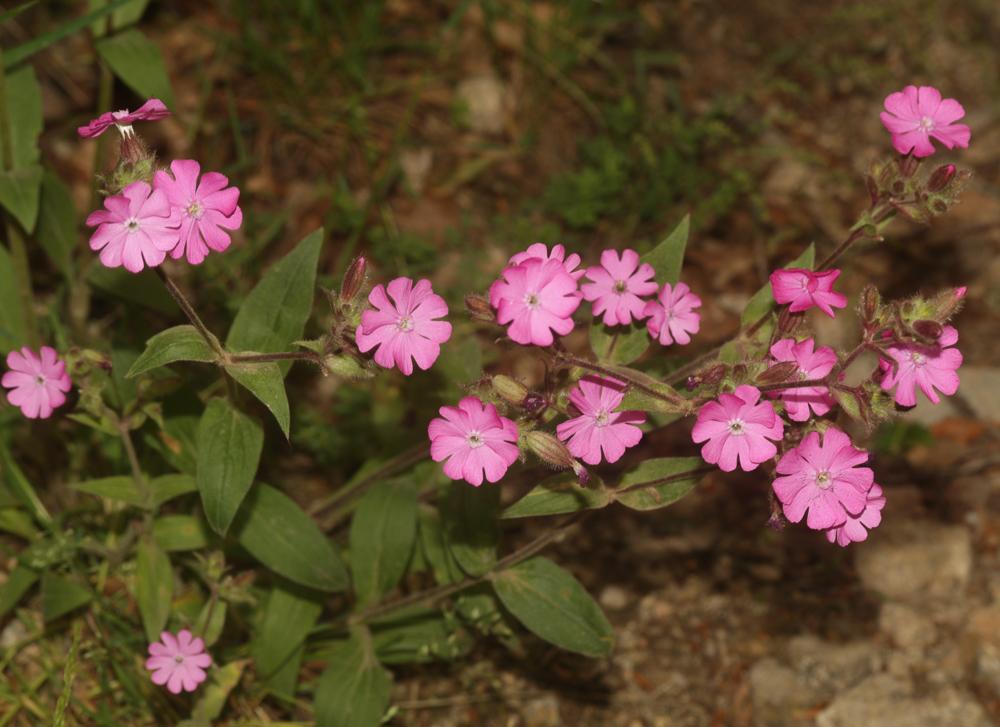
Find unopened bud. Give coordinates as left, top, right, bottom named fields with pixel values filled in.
left=524, top=430, right=579, bottom=472
left=859, top=284, right=880, bottom=323
left=928, top=285, right=967, bottom=323
left=926, top=163, right=956, bottom=193
left=523, top=393, right=548, bottom=414
left=697, top=364, right=728, bottom=388
left=897, top=152, right=920, bottom=178
left=492, top=375, right=528, bottom=406
left=574, top=462, right=590, bottom=486
left=756, top=361, right=800, bottom=386
left=865, top=174, right=879, bottom=206
left=953, top=286, right=967, bottom=300
left=340, top=256, right=368, bottom=302
left=119, top=131, right=147, bottom=165
left=911, top=319, right=943, bottom=342
left=465, top=294, right=496, bottom=323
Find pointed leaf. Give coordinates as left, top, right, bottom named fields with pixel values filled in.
left=0, top=564, right=38, bottom=618
left=252, top=581, right=323, bottom=684
left=153, top=514, right=209, bottom=551
left=196, top=398, right=263, bottom=535
left=0, top=165, right=42, bottom=232
left=41, top=572, right=92, bottom=622
left=35, top=171, right=76, bottom=279
left=136, top=536, right=173, bottom=642
left=0, top=243, right=25, bottom=352
left=502, top=473, right=612, bottom=519
left=614, top=457, right=703, bottom=511
left=350, top=479, right=417, bottom=607
left=127, top=325, right=218, bottom=378
left=0, top=66, right=41, bottom=168
left=444, top=484, right=499, bottom=577
left=224, top=360, right=290, bottom=438
left=315, top=630, right=392, bottom=727
left=642, top=213, right=690, bottom=284
left=95, top=28, right=174, bottom=106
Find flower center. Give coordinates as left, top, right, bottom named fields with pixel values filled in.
left=396, top=315, right=414, bottom=332
left=594, top=408, right=610, bottom=427
left=918, top=116, right=935, bottom=132
left=815, top=470, right=832, bottom=489
left=35, top=375, right=45, bottom=386
left=125, top=217, right=140, bottom=232
left=466, top=431, right=484, bottom=449
left=523, top=292, right=540, bottom=309
left=727, top=418, right=745, bottom=436
left=186, top=200, right=204, bottom=219
left=613, top=280, right=627, bottom=294
left=910, top=351, right=926, bottom=366
left=174, top=655, right=185, bottom=664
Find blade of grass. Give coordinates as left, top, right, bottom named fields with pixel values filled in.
left=4, top=0, right=135, bottom=69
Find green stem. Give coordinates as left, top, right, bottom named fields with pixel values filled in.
left=118, top=419, right=152, bottom=509
left=154, top=267, right=224, bottom=356
left=558, top=353, right=683, bottom=408
left=228, top=351, right=319, bottom=365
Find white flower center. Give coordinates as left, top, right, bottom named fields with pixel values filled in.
left=466, top=431, right=484, bottom=449
left=35, top=375, right=45, bottom=386
left=187, top=200, right=204, bottom=219
left=125, top=217, right=140, bottom=232
left=727, top=418, right=745, bottom=436
left=815, top=470, right=832, bottom=489
left=396, top=315, right=414, bottom=332
left=910, top=352, right=926, bottom=366
left=613, top=280, right=627, bottom=294
left=594, top=408, right=610, bottom=427
left=174, top=655, right=185, bottom=664
left=523, top=292, right=540, bottom=309
left=918, top=116, right=935, bottom=132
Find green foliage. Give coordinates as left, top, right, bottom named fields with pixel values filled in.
left=128, top=325, right=219, bottom=378
left=95, top=28, right=175, bottom=106
left=614, top=457, right=703, bottom=511
left=252, top=581, right=323, bottom=689
left=224, top=361, right=291, bottom=437
left=0, top=244, right=26, bottom=351
left=503, top=473, right=612, bottom=519
left=315, top=630, right=392, bottom=727
left=41, top=572, right=92, bottom=622
left=444, top=484, right=500, bottom=577
left=741, top=243, right=816, bottom=326
left=0, top=165, right=43, bottom=232
left=350, top=479, right=418, bottom=608
left=35, top=171, right=76, bottom=280
left=135, top=536, right=173, bottom=641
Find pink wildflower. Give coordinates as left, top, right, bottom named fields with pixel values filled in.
left=85, top=181, right=178, bottom=273
left=581, top=249, right=658, bottom=326
left=769, top=268, right=847, bottom=318
left=2, top=347, right=71, bottom=419
left=428, top=396, right=519, bottom=486
left=691, top=385, right=784, bottom=473
left=825, top=483, right=885, bottom=547
left=355, top=277, right=452, bottom=376
left=489, top=258, right=581, bottom=346
left=152, top=160, right=243, bottom=265
left=642, top=282, right=702, bottom=346
left=879, top=325, right=962, bottom=407
left=77, top=98, right=170, bottom=139
left=880, top=85, right=971, bottom=158
left=508, top=243, right=585, bottom=281
left=145, top=630, right=211, bottom=694
left=556, top=376, right=646, bottom=465
left=772, top=427, right=874, bottom=530
left=767, top=338, right=837, bottom=422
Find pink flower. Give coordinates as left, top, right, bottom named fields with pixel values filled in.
left=508, top=243, right=585, bottom=281
left=153, top=160, right=243, bottom=265
left=880, top=85, right=971, bottom=158
left=2, top=347, right=71, bottom=419
left=85, top=181, right=178, bottom=273
left=825, top=483, right=885, bottom=547
left=581, top=249, right=658, bottom=326
left=767, top=338, right=837, bottom=422
left=428, top=396, right=519, bottom=486
left=691, top=384, right=784, bottom=473
left=77, top=98, right=170, bottom=138
left=879, top=325, right=962, bottom=407
left=772, top=427, right=874, bottom=530
left=556, top=376, right=646, bottom=465
left=145, top=630, right=211, bottom=694
left=642, top=282, right=701, bottom=346
left=355, top=277, right=452, bottom=376
left=489, top=258, right=581, bottom=346
left=769, top=268, right=847, bottom=318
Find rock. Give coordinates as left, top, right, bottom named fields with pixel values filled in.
left=854, top=520, right=972, bottom=601
left=785, top=635, right=883, bottom=701
left=749, top=658, right=821, bottom=725
left=816, top=674, right=991, bottom=727
left=456, top=76, right=506, bottom=134
left=956, top=367, right=1000, bottom=423
left=399, top=147, right=433, bottom=194
left=521, top=695, right=561, bottom=727
left=600, top=585, right=629, bottom=611
left=878, top=603, right=936, bottom=652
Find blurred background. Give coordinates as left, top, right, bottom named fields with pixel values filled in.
left=4, top=0, right=1000, bottom=724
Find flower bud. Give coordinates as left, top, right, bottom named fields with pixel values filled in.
left=492, top=375, right=528, bottom=406
left=911, top=319, right=943, bottom=342
left=340, top=256, right=368, bottom=302
left=859, top=284, right=880, bottom=323
left=756, top=361, right=800, bottom=386
left=523, top=393, right=548, bottom=414
left=926, top=163, right=956, bottom=193
left=698, top=364, right=728, bottom=388
left=865, top=174, right=879, bottom=206
left=465, top=294, right=496, bottom=323
left=897, top=152, right=920, bottom=178
left=524, top=430, right=578, bottom=472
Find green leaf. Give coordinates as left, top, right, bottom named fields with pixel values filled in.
left=224, top=361, right=291, bottom=438
left=614, top=457, right=703, bottom=511
left=371, top=607, right=473, bottom=664
left=741, top=243, right=816, bottom=326
left=112, top=0, right=150, bottom=28
left=182, top=660, right=247, bottom=726
left=153, top=514, right=209, bottom=551
left=95, top=28, right=174, bottom=107
left=502, top=473, right=612, bottom=519
left=0, top=441, right=50, bottom=525
left=88, top=266, right=175, bottom=314
left=0, top=564, right=38, bottom=618
left=135, top=536, right=173, bottom=642
left=0, top=507, right=37, bottom=539
left=0, top=165, right=42, bottom=232
left=642, top=213, right=690, bottom=285
left=194, top=599, right=226, bottom=648
left=417, top=505, right=462, bottom=585
left=128, top=325, right=218, bottom=378
left=35, top=171, right=76, bottom=279
left=1, top=66, right=42, bottom=168
left=252, top=581, right=323, bottom=685
left=233, top=483, right=348, bottom=592
left=0, top=243, right=25, bottom=351
left=492, top=556, right=613, bottom=657
left=72, top=473, right=196, bottom=509
left=41, top=572, right=92, bottom=622
left=226, top=228, right=324, bottom=372
left=4, top=0, right=136, bottom=67
left=350, top=479, right=417, bottom=607
left=444, top=484, right=499, bottom=577
left=196, top=398, right=264, bottom=535
left=315, top=630, right=392, bottom=727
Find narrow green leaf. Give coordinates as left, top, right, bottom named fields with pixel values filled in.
left=252, top=581, right=323, bottom=684
left=95, top=28, right=174, bottom=107
left=4, top=0, right=135, bottom=67
left=741, top=243, right=816, bottom=326
left=88, top=266, right=175, bottom=314
left=642, top=213, right=690, bottom=285
left=35, top=171, right=76, bottom=279
left=444, top=484, right=499, bottom=577
left=502, top=473, right=612, bottom=519
left=226, top=228, right=324, bottom=372
left=127, top=325, right=218, bottom=378
left=0, top=2, right=40, bottom=27
left=0, top=243, right=26, bottom=351
left=371, top=607, right=473, bottom=664
left=196, top=398, right=264, bottom=535
left=417, top=505, right=462, bottom=586
left=315, top=630, right=392, bottom=727
left=136, top=536, right=172, bottom=642
left=184, top=660, right=247, bottom=725
left=233, top=483, right=348, bottom=592
left=194, top=599, right=226, bottom=648
left=153, top=514, right=209, bottom=551
left=492, top=556, right=613, bottom=657
left=41, top=572, right=92, bottom=622
left=112, top=0, right=150, bottom=28
left=0, top=564, right=38, bottom=618
left=1, top=66, right=41, bottom=168
left=614, top=457, right=703, bottom=511
left=73, top=473, right=195, bottom=509
left=224, top=360, right=291, bottom=438
left=0, top=165, right=43, bottom=232
left=350, top=479, right=417, bottom=607
left=0, top=441, right=50, bottom=525
left=266, top=644, right=305, bottom=700
left=0, top=507, right=37, bottom=539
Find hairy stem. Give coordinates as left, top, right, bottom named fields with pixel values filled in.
left=154, top=267, right=224, bottom=356
left=228, top=351, right=319, bottom=365
left=558, top=354, right=683, bottom=408
left=118, top=421, right=151, bottom=508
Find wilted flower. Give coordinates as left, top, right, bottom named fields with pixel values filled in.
left=77, top=98, right=170, bottom=138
